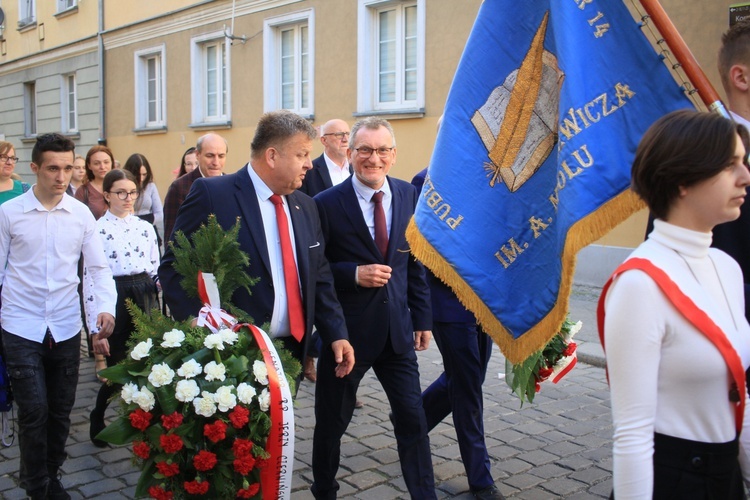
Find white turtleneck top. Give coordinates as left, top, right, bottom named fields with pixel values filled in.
left=603, top=219, right=750, bottom=499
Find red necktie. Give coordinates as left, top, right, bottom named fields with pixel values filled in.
left=372, top=191, right=388, bottom=258
left=269, top=194, right=305, bottom=342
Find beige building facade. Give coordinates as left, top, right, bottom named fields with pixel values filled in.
left=0, top=0, right=742, bottom=282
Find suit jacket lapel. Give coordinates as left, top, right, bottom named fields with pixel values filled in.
left=234, top=166, right=272, bottom=275
left=287, top=192, right=310, bottom=297
left=385, top=177, right=404, bottom=263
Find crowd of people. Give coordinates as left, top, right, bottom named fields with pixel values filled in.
left=2, top=19, right=750, bottom=500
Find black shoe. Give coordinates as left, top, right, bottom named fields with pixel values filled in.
left=472, top=484, right=505, bottom=500
left=26, top=484, right=48, bottom=500
left=48, top=474, right=71, bottom=500
left=89, top=408, right=108, bottom=448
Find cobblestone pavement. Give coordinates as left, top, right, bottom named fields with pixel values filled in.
left=0, top=285, right=613, bottom=499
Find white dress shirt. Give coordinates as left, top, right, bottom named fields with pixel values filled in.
left=248, top=166, right=300, bottom=338
left=0, top=190, right=117, bottom=342
left=351, top=175, right=392, bottom=239
left=323, top=152, right=351, bottom=186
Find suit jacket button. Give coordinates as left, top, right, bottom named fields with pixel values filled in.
left=691, top=456, right=703, bottom=468
left=383, top=299, right=388, bottom=304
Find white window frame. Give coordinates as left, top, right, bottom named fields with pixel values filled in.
left=190, top=32, right=231, bottom=126
left=18, top=0, right=36, bottom=27
left=263, top=9, right=315, bottom=117
left=24, top=81, right=37, bottom=137
left=61, top=73, right=78, bottom=133
left=356, top=0, right=424, bottom=114
left=56, top=0, right=76, bottom=13
left=134, top=45, right=167, bottom=130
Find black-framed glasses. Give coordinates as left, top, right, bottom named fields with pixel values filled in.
left=323, top=132, right=350, bottom=139
left=354, top=146, right=394, bottom=159
left=109, top=190, right=140, bottom=200
left=0, top=155, right=19, bottom=164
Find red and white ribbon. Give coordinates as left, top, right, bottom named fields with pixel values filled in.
left=551, top=352, right=577, bottom=384
left=196, top=272, right=237, bottom=333
left=240, top=324, right=294, bottom=500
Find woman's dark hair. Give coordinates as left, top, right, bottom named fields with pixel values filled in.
left=178, top=147, right=197, bottom=177
left=84, top=145, right=115, bottom=181
left=123, top=153, right=153, bottom=188
left=102, top=168, right=137, bottom=195
left=631, top=109, right=749, bottom=220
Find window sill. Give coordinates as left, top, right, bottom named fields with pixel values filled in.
left=17, top=21, right=37, bottom=33
left=54, top=6, right=79, bottom=20
left=353, top=108, right=425, bottom=120
left=20, top=135, right=38, bottom=144
left=133, top=126, right=168, bottom=136
left=189, top=120, right=232, bottom=131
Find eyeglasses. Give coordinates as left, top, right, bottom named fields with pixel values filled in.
left=109, top=190, right=140, bottom=200
left=0, top=155, right=19, bottom=164
left=323, top=132, right=350, bottom=139
left=354, top=146, right=395, bottom=159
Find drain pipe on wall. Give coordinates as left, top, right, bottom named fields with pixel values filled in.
left=97, top=0, right=106, bottom=145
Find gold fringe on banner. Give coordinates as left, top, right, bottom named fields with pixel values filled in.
left=406, top=188, right=644, bottom=365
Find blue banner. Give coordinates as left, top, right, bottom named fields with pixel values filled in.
left=406, top=0, right=694, bottom=363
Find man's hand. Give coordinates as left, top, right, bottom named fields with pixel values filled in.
left=96, top=313, right=115, bottom=339
left=357, top=264, right=392, bottom=288
left=91, top=335, right=110, bottom=357
left=414, top=330, right=431, bottom=351
left=330, top=339, right=355, bottom=377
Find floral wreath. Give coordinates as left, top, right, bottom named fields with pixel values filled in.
left=97, top=216, right=301, bottom=499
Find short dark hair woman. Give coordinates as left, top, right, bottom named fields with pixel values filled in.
left=600, top=109, right=750, bottom=498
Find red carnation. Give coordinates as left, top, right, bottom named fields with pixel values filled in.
left=161, top=412, right=184, bottom=431
left=148, top=485, right=173, bottom=500
left=203, top=420, right=227, bottom=443
left=255, top=457, right=269, bottom=470
left=184, top=479, right=210, bottom=495
left=232, top=438, right=253, bottom=457
left=156, top=461, right=180, bottom=478
left=233, top=454, right=256, bottom=475
left=160, top=434, right=184, bottom=454
left=129, top=408, right=153, bottom=431
left=562, top=342, right=577, bottom=357
left=133, top=440, right=151, bottom=460
left=537, top=366, right=553, bottom=380
left=236, top=482, right=260, bottom=498
left=229, top=405, right=250, bottom=429
left=534, top=381, right=541, bottom=393
left=194, top=450, right=218, bottom=472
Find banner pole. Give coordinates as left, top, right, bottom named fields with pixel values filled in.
left=638, top=0, right=730, bottom=118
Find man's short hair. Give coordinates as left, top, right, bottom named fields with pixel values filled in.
left=631, top=109, right=748, bottom=220
left=251, top=110, right=316, bottom=158
left=349, top=117, right=397, bottom=148
left=719, top=20, right=750, bottom=90
left=31, top=133, right=75, bottom=166
left=196, top=133, right=229, bottom=154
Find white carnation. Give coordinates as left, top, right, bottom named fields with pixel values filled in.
left=193, top=391, right=217, bottom=418
left=161, top=329, right=186, bottom=348
left=130, top=338, right=153, bottom=360
left=253, top=360, right=269, bottom=385
left=148, top=363, right=175, bottom=388
left=204, top=361, right=226, bottom=382
left=133, top=387, right=156, bottom=411
left=236, top=382, right=257, bottom=405
left=177, top=359, right=202, bottom=379
left=203, top=333, right=224, bottom=350
left=175, top=379, right=200, bottom=402
left=219, top=328, right=239, bottom=345
left=568, top=320, right=583, bottom=338
left=215, top=386, right=237, bottom=412
left=258, top=388, right=271, bottom=412
left=120, top=382, right=139, bottom=404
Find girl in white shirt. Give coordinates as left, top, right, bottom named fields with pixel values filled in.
left=87, top=169, right=159, bottom=448
left=600, top=110, right=750, bottom=499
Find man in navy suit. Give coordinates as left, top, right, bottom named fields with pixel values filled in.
left=311, top=117, right=436, bottom=499
left=414, top=167, right=504, bottom=500
left=298, top=118, right=352, bottom=381
left=159, top=110, right=354, bottom=378
left=299, top=119, right=351, bottom=197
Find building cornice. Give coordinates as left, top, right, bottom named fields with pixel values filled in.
left=0, top=37, right=98, bottom=75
